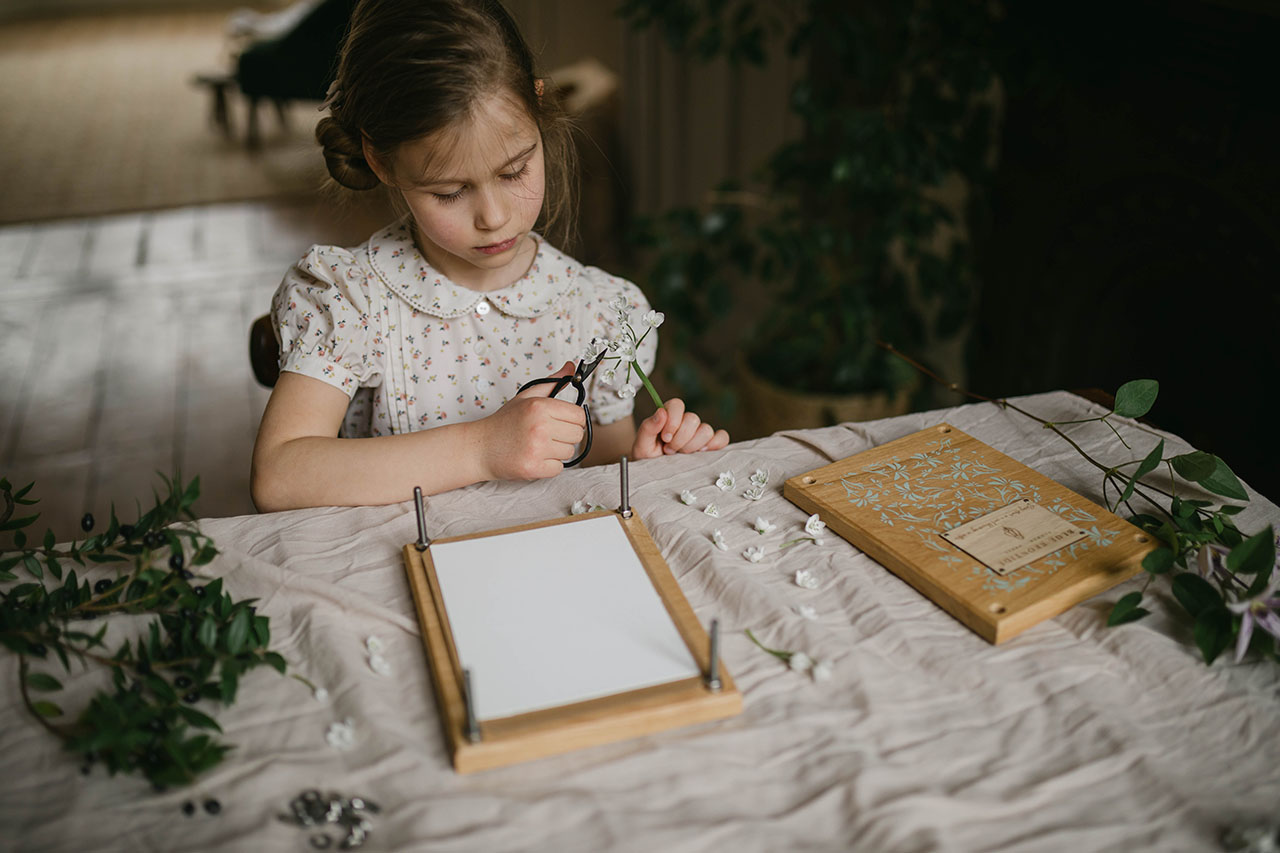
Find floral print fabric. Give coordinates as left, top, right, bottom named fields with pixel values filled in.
left=272, top=220, right=656, bottom=437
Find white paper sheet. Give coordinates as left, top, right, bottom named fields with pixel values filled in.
left=430, top=514, right=701, bottom=720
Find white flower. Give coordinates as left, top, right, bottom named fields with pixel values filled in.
left=326, top=718, right=356, bottom=750
left=712, top=530, right=728, bottom=551
left=794, top=604, right=818, bottom=621
left=584, top=336, right=609, bottom=358
left=615, top=338, right=636, bottom=360
left=753, top=517, right=776, bottom=535
left=368, top=654, right=392, bottom=676
left=795, top=569, right=820, bottom=590
left=364, top=635, right=384, bottom=654
left=743, top=545, right=765, bottom=563
left=804, top=514, right=827, bottom=537
left=571, top=499, right=590, bottom=515
left=741, top=485, right=765, bottom=501
left=313, top=686, right=330, bottom=703
left=599, top=367, right=617, bottom=386
left=617, top=384, right=637, bottom=400
left=679, top=490, right=697, bottom=506
left=643, top=309, right=665, bottom=328
left=703, top=503, right=720, bottom=518
left=750, top=469, right=770, bottom=487
left=608, top=295, right=629, bottom=314
left=715, top=471, right=736, bottom=491
left=812, top=659, right=833, bottom=682
left=788, top=651, right=813, bottom=673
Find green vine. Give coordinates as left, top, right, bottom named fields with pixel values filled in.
left=0, top=474, right=295, bottom=789
left=881, top=342, right=1278, bottom=665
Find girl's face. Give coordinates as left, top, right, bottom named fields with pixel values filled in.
left=375, top=93, right=546, bottom=292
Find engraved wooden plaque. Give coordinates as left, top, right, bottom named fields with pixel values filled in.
left=783, top=424, right=1158, bottom=644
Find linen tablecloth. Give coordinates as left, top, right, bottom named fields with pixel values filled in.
left=4, top=391, right=1278, bottom=852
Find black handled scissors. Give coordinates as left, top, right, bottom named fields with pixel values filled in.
left=515, top=349, right=607, bottom=468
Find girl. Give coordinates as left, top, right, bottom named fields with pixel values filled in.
left=251, top=0, right=729, bottom=512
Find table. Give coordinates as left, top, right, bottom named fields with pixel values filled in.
left=4, top=392, right=1278, bottom=852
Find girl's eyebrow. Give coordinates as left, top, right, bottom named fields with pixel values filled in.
left=419, top=142, right=537, bottom=187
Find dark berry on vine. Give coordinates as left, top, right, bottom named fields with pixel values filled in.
left=183, top=691, right=200, bottom=704
left=193, top=586, right=206, bottom=598
left=120, top=524, right=135, bottom=540
left=28, top=643, right=46, bottom=656
left=169, top=552, right=184, bottom=571
left=180, top=607, right=195, bottom=620
left=80, top=513, right=95, bottom=532
left=181, top=569, right=194, bottom=580
left=203, top=798, right=221, bottom=815
left=182, top=801, right=196, bottom=817
left=174, top=676, right=192, bottom=689
left=94, top=579, right=113, bottom=594
left=145, top=718, right=165, bottom=733
left=144, top=532, right=163, bottom=549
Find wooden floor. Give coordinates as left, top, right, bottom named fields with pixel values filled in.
left=0, top=200, right=386, bottom=541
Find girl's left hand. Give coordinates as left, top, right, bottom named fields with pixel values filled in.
left=632, top=398, right=730, bottom=459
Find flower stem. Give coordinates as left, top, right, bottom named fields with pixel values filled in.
left=630, top=359, right=664, bottom=409
left=744, top=628, right=792, bottom=662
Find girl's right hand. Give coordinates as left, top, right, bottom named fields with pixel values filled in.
left=476, top=361, right=587, bottom=481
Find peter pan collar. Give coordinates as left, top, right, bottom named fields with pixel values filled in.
left=365, top=220, right=578, bottom=319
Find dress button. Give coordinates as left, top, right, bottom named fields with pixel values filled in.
left=475, top=300, right=491, bottom=316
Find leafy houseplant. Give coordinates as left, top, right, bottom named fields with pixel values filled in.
left=620, top=0, right=1001, bottom=419
left=0, top=474, right=295, bottom=789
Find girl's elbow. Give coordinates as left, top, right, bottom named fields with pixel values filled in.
left=250, top=455, right=292, bottom=513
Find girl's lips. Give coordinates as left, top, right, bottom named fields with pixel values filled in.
left=476, top=236, right=517, bottom=255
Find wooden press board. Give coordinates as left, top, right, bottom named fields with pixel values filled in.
left=783, top=424, right=1158, bottom=644
left=402, top=510, right=741, bottom=773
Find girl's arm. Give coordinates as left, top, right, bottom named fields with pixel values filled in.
left=582, top=399, right=730, bottom=467
left=251, top=371, right=586, bottom=511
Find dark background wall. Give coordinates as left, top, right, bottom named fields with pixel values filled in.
left=971, top=0, right=1279, bottom=499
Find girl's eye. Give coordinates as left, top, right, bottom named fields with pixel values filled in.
left=432, top=187, right=465, bottom=204
left=501, top=162, right=531, bottom=182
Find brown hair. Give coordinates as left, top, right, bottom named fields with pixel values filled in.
left=316, top=0, right=577, bottom=246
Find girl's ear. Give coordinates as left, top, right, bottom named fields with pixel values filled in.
left=534, top=78, right=544, bottom=103
left=361, top=134, right=394, bottom=186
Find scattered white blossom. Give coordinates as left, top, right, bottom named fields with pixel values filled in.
left=679, top=490, right=698, bottom=506
left=788, top=651, right=813, bottom=673
left=753, top=517, right=776, bottom=535
left=812, top=659, right=833, bottom=682
left=712, top=530, right=729, bottom=551
left=313, top=686, right=330, bottom=703
left=368, top=654, right=392, bottom=676
left=643, top=309, right=665, bottom=328
left=326, top=718, right=356, bottom=750
left=794, top=604, right=818, bottom=621
left=741, top=486, right=765, bottom=501
left=795, top=569, right=820, bottom=590
left=617, top=384, right=637, bottom=400
left=749, top=469, right=770, bottom=487
left=715, top=471, right=736, bottom=491
left=743, top=545, right=766, bottom=563
left=571, top=500, right=590, bottom=515
left=703, top=503, right=720, bottom=518
left=599, top=367, right=617, bottom=386
left=805, top=514, right=827, bottom=537
left=364, top=635, right=384, bottom=655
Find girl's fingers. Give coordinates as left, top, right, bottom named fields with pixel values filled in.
left=663, top=410, right=702, bottom=454
left=659, top=398, right=686, bottom=443
left=705, top=428, right=731, bottom=451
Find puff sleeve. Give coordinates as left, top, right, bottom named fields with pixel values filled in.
left=271, top=246, right=383, bottom=397
left=582, top=269, right=659, bottom=426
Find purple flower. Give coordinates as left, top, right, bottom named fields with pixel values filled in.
left=1227, top=580, right=1280, bottom=663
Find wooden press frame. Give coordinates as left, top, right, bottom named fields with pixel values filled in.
left=402, top=510, right=741, bottom=774
left=784, top=424, right=1159, bottom=644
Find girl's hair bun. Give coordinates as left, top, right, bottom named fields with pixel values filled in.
left=316, top=116, right=382, bottom=191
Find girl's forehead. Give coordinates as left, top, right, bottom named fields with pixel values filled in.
left=401, top=93, right=539, bottom=183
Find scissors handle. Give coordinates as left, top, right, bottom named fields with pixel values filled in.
left=514, top=369, right=592, bottom=467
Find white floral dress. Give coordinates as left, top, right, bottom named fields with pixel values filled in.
left=271, top=220, right=656, bottom=437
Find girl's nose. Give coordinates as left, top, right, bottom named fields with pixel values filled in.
left=473, top=185, right=510, bottom=232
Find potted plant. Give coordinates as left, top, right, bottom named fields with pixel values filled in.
left=620, top=0, right=1001, bottom=435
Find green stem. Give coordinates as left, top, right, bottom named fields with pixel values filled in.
left=18, top=656, right=75, bottom=740
left=744, top=628, right=792, bottom=662
left=630, top=359, right=664, bottom=409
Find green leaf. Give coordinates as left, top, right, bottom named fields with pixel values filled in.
left=177, top=706, right=222, bottom=733
left=1227, top=527, right=1276, bottom=575
left=263, top=652, right=286, bottom=674
left=1193, top=607, right=1232, bottom=665
left=25, top=672, right=63, bottom=692
left=43, top=528, right=55, bottom=550
left=145, top=675, right=177, bottom=703
left=1171, top=573, right=1224, bottom=618
left=226, top=609, right=250, bottom=655
left=1199, top=456, right=1248, bottom=501
left=23, top=555, right=42, bottom=579
left=1219, top=505, right=1245, bottom=516
left=32, top=701, right=63, bottom=718
left=197, top=617, right=217, bottom=651
left=1120, top=439, right=1163, bottom=505
left=1142, top=548, right=1175, bottom=574
left=1107, top=591, right=1150, bottom=626
left=1170, top=451, right=1215, bottom=482
left=0, top=513, right=39, bottom=531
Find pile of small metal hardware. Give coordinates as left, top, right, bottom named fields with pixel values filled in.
left=281, top=789, right=380, bottom=849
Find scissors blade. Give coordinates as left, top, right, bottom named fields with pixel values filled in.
left=574, top=348, right=608, bottom=383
